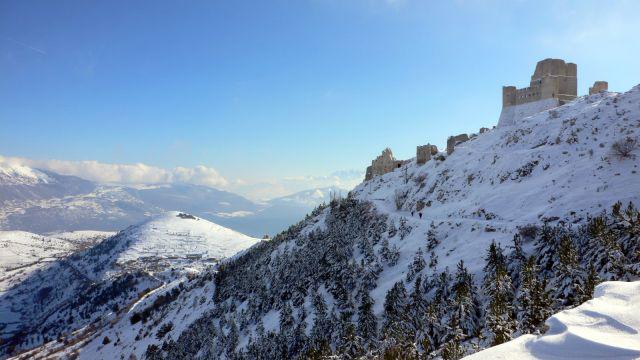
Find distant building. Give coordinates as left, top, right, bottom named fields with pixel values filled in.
left=498, top=58, right=577, bottom=127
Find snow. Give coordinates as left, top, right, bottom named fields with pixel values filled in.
left=113, top=211, right=260, bottom=263
left=0, top=161, right=52, bottom=186
left=498, top=98, right=559, bottom=127
left=466, top=281, right=640, bottom=360
left=351, top=87, right=640, bottom=308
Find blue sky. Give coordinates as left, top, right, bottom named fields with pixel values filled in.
left=1, top=0, right=639, bottom=199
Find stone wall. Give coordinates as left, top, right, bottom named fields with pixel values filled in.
left=365, top=148, right=404, bottom=181
left=502, top=58, right=577, bottom=108
left=446, top=134, right=469, bottom=155
left=416, top=144, right=438, bottom=165
left=589, top=81, right=608, bottom=95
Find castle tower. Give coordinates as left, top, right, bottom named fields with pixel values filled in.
left=498, top=58, right=577, bottom=127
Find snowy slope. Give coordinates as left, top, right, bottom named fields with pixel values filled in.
left=352, top=86, right=640, bottom=278
left=112, top=211, right=259, bottom=263
left=466, top=281, right=640, bottom=360
left=0, top=212, right=260, bottom=358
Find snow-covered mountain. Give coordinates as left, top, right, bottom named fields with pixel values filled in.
left=0, top=212, right=259, bottom=358
left=0, top=164, right=343, bottom=237
left=6, top=86, right=640, bottom=359
left=466, top=281, right=640, bottom=359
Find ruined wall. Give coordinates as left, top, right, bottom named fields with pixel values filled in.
left=446, top=134, right=469, bottom=155
left=502, top=58, right=577, bottom=109
left=416, top=144, right=438, bottom=165
left=365, top=148, right=404, bottom=181
left=589, top=81, right=608, bottom=95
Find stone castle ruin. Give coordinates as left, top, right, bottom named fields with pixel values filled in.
left=416, top=144, right=438, bottom=165
left=498, top=58, right=577, bottom=127
left=363, top=58, right=608, bottom=181
left=590, top=81, right=608, bottom=95
left=497, top=58, right=609, bottom=128
left=365, top=148, right=404, bottom=181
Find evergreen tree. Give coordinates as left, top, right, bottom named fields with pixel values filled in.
left=451, top=261, right=481, bottom=338
left=357, top=289, right=377, bottom=343
left=399, top=217, right=412, bottom=240
left=383, top=281, right=409, bottom=343
left=508, top=234, right=526, bottom=289
left=554, top=234, right=583, bottom=307
left=518, top=256, right=552, bottom=334
left=581, top=262, right=601, bottom=303
left=427, top=221, right=439, bottom=251
left=441, top=314, right=466, bottom=360
left=339, top=323, right=364, bottom=359
left=407, top=247, right=426, bottom=282
left=483, top=242, right=515, bottom=345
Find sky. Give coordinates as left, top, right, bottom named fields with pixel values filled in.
left=1, top=0, right=640, bottom=200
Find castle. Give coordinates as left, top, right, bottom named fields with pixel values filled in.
left=502, top=58, right=577, bottom=108
left=498, top=58, right=608, bottom=127
left=365, top=148, right=404, bottom=181
left=364, top=58, right=609, bottom=181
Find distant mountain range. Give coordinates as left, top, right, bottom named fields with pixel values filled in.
left=0, top=163, right=346, bottom=237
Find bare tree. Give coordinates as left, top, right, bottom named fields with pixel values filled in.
left=611, top=137, right=638, bottom=159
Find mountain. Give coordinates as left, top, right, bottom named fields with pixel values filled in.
left=0, top=164, right=95, bottom=203
left=0, top=212, right=259, bottom=358
left=0, top=164, right=341, bottom=237
left=7, top=86, right=640, bottom=359
left=467, top=281, right=640, bottom=359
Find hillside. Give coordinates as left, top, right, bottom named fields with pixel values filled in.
left=9, top=86, right=640, bottom=359
left=466, top=281, right=640, bottom=359
left=0, top=212, right=259, bottom=358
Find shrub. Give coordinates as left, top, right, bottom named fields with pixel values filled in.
left=518, top=224, right=539, bottom=239
left=102, top=336, right=111, bottom=345
left=611, top=137, right=638, bottom=159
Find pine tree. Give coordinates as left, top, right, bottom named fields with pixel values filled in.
left=383, top=281, right=409, bottom=343
left=339, top=323, right=364, bottom=359
left=310, top=291, right=330, bottom=345
left=581, top=262, right=601, bottom=303
left=427, top=221, right=439, bottom=251
left=483, top=241, right=515, bottom=345
left=452, top=261, right=481, bottom=338
left=508, top=234, right=526, bottom=289
left=429, top=251, right=438, bottom=269
left=357, top=289, right=377, bottom=343
left=555, top=234, right=583, bottom=307
left=441, top=314, right=466, bottom=360
left=518, top=256, right=552, bottom=334
left=406, top=247, right=426, bottom=281
left=399, top=217, right=412, bottom=240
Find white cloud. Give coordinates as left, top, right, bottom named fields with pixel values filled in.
left=0, top=155, right=228, bottom=188
left=0, top=155, right=363, bottom=201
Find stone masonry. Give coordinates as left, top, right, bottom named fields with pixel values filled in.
left=502, top=58, right=577, bottom=108
left=365, top=148, right=404, bottom=181
left=589, top=81, right=608, bottom=95
left=416, top=144, right=438, bottom=165
left=446, top=134, right=469, bottom=155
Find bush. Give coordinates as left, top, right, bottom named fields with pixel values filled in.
left=611, top=137, right=638, bottom=159
left=518, top=224, right=539, bottom=239
left=102, top=336, right=111, bottom=345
